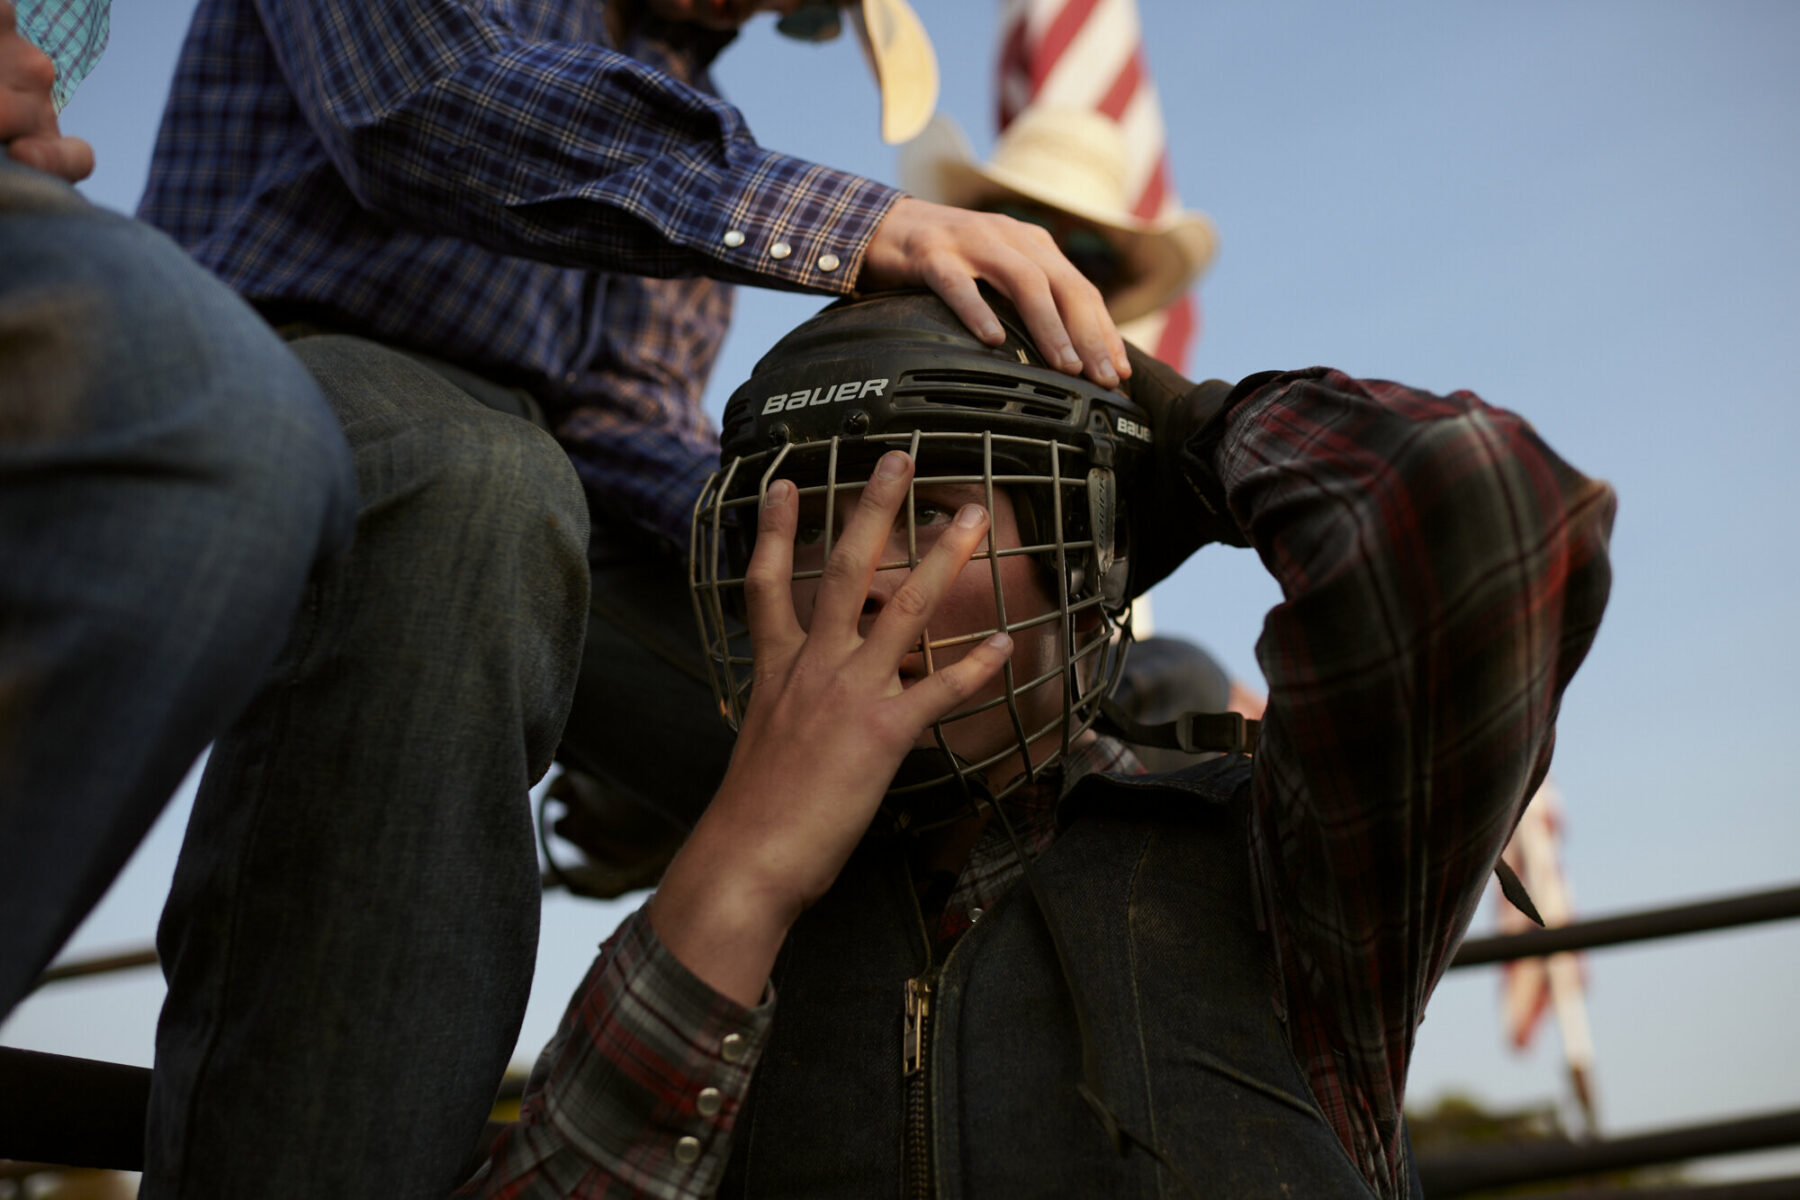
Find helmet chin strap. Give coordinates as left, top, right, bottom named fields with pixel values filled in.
left=1096, top=695, right=1260, bottom=756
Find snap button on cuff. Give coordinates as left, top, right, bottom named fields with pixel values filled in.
left=769, top=241, right=792, bottom=260
left=722, top=229, right=746, bottom=248
left=818, top=253, right=840, bottom=272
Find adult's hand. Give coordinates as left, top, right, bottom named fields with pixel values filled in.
left=0, top=0, right=93, bottom=182
left=860, top=195, right=1130, bottom=389
left=650, top=452, right=1012, bottom=1006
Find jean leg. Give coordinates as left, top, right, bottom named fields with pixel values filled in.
left=142, top=335, right=589, bottom=1200
left=0, top=163, right=356, bottom=1013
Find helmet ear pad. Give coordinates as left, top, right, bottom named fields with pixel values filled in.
left=1008, top=465, right=1132, bottom=620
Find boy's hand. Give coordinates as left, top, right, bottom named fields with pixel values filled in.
left=651, top=452, right=1011, bottom=1005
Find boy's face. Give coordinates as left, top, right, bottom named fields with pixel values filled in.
left=785, top=480, right=1077, bottom=782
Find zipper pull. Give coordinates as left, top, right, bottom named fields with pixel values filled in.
left=903, top=976, right=932, bottom=1077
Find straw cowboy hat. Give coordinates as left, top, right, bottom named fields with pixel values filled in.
left=899, top=107, right=1217, bottom=323
left=778, top=0, right=939, bottom=144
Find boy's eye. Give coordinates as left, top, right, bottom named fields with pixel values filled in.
left=910, top=501, right=955, bottom=528
left=795, top=520, right=828, bottom=546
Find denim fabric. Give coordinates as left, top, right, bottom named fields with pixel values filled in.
left=0, top=161, right=356, bottom=1014
left=725, top=758, right=1397, bottom=1198
left=143, top=334, right=590, bottom=1200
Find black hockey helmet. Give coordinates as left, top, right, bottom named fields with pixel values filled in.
left=690, top=288, right=1156, bottom=806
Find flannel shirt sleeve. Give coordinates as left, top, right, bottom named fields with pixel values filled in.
left=460, top=906, right=775, bottom=1199
left=1211, top=369, right=1615, bottom=1197
left=249, top=0, right=900, bottom=290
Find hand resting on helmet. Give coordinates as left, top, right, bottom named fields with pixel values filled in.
left=649, top=451, right=1013, bottom=1007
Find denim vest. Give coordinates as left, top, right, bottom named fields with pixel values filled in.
left=722, top=757, right=1419, bottom=1198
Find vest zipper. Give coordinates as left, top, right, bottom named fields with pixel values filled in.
left=903, top=974, right=934, bottom=1199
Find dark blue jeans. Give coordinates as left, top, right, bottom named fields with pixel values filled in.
left=142, top=332, right=593, bottom=1199
left=0, top=162, right=356, bottom=1015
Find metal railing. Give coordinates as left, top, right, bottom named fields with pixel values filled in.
left=8, top=880, right=1800, bottom=1195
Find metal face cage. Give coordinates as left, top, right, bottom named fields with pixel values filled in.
left=690, top=426, right=1134, bottom=810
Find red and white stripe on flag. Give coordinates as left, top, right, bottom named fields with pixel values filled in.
left=995, top=0, right=1200, bottom=369
left=1498, top=779, right=1586, bottom=1052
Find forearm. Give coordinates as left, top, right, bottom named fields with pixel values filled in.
left=649, top=809, right=801, bottom=1010
left=253, top=0, right=899, bottom=284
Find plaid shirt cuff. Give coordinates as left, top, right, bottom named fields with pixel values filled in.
left=464, top=907, right=774, bottom=1199
left=695, top=151, right=902, bottom=294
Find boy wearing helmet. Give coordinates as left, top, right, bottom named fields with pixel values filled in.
left=468, top=292, right=1615, bottom=1199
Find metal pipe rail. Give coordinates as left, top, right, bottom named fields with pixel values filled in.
left=11, top=882, right=1799, bottom=1189
left=5, top=1049, right=1800, bottom=1194
left=1450, top=883, right=1800, bottom=968
left=1513, top=1182, right=1800, bottom=1200
left=1416, top=1107, right=1800, bottom=1197
left=32, top=947, right=161, bottom=987
left=0, top=1047, right=150, bottom=1172
left=32, top=881, right=1800, bottom=991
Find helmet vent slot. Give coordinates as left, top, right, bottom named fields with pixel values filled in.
left=900, top=369, right=1076, bottom=420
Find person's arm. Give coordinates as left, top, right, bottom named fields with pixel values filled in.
left=648, top=454, right=1012, bottom=1004
left=246, top=0, right=1124, bottom=386
left=1206, top=369, right=1614, bottom=1190
left=0, top=0, right=92, bottom=182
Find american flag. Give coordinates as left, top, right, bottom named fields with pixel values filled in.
left=1499, top=778, right=1599, bottom=1131
left=995, top=0, right=1201, bottom=369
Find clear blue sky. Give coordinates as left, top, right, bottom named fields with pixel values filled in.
left=5, top=0, right=1797, bottom=1181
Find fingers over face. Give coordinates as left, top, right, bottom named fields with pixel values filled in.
left=743, top=478, right=805, bottom=660
left=859, top=501, right=989, bottom=665
left=809, top=450, right=914, bottom=640
left=889, top=630, right=1014, bottom=731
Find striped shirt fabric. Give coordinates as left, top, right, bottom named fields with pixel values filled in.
left=15, top=0, right=109, bottom=109
left=467, top=368, right=1616, bottom=1199
left=137, top=0, right=902, bottom=549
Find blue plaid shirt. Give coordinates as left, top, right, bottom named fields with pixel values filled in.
left=138, top=0, right=902, bottom=549
left=16, top=0, right=109, bottom=109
